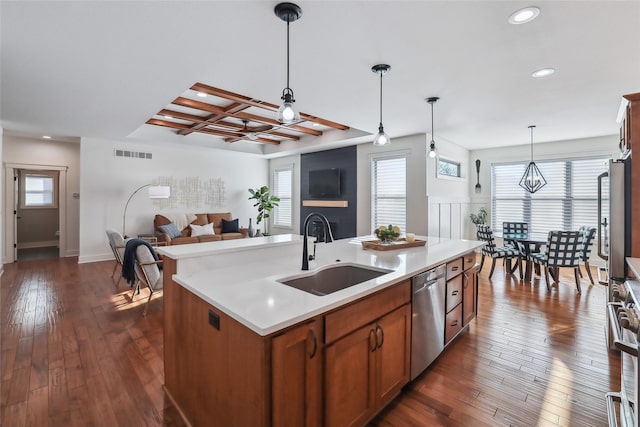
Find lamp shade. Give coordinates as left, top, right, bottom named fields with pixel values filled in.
left=148, top=185, right=170, bottom=199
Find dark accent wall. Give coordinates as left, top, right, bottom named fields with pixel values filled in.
left=300, top=146, right=357, bottom=240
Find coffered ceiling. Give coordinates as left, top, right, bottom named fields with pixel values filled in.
left=147, top=82, right=349, bottom=145
left=1, top=1, right=639, bottom=156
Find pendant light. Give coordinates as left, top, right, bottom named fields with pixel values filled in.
left=426, top=96, right=439, bottom=158
left=371, top=64, right=391, bottom=146
left=519, top=125, right=547, bottom=193
left=275, top=3, right=302, bottom=124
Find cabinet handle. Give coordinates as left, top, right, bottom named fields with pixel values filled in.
left=369, top=328, right=377, bottom=352
left=376, top=325, right=384, bottom=349
left=451, top=290, right=459, bottom=296
left=451, top=320, right=459, bottom=327
left=309, top=328, right=318, bottom=359
left=451, top=266, right=459, bottom=272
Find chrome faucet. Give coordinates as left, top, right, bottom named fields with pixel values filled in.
left=302, top=213, right=334, bottom=270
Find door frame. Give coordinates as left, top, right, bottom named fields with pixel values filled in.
left=4, top=163, right=68, bottom=263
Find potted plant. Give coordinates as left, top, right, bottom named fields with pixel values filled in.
left=469, top=207, right=488, bottom=238
left=248, top=186, right=280, bottom=236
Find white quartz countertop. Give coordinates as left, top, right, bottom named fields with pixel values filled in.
left=160, top=235, right=482, bottom=336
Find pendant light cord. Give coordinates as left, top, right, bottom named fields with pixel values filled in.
left=430, top=102, right=435, bottom=143
left=530, top=126, right=534, bottom=161
left=379, top=72, right=383, bottom=126
left=286, top=20, right=290, bottom=90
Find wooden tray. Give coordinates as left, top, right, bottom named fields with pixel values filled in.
left=361, top=238, right=426, bottom=251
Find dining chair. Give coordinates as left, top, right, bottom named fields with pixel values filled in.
left=502, top=222, right=529, bottom=275
left=132, top=244, right=164, bottom=316
left=578, top=226, right=597, bottom=285
left=529, top=231, right=583, bottom=292
left=476, top=225, right=521, bottom=279
left=106, top=229, right=128, bottom=286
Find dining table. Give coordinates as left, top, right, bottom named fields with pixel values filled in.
left=502, top=232, right=548, bottom=281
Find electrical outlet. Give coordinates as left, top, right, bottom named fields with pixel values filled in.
left=208, top=310, right=220, bottom=330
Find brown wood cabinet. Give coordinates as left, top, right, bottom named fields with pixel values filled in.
left=272, top=319, right=322, bottom=427
left=445, top=251, right=479, bottom=344
left=463, top=266, right=479, bottom=326
left=621, top=93, right=640, bottom=258
left=325, top=304, right=411, bottom=427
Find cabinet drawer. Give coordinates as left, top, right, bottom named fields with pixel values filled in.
left=444, top=303, right=462, bottom=344
left=446, top=258, right=463, bottom=279
left=324, top=281, right=410, bottom=344
left=463, top=252, right=477, bottom=271
left=445, top=275, right=462, bottom=313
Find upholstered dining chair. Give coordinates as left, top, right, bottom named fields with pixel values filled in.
left=132, top=244, right=164, bottom=316
left=106, top=229, right=128, bottom=286
left=529, top=230, right=584, bottom=293
left=476, top=225, right=521, bottom=279
left=577, top=226, right=597, bottom=285
left=502, top=222, right=529, bottom=276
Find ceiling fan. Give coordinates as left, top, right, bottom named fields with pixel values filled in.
left=236, top=120, right=273, bottom=140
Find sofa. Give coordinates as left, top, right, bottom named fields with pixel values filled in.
left=154, top=212, right=248, bottom=245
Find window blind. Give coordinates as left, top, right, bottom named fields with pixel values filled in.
left=273, top=167, right=293, bottom=227
left=24, top=174, right=55, bottom=207
left=491, top=157, right=609, bottom=235
left=372, top=155, right=406, bottom=233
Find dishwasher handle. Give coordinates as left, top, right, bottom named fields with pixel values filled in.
left=414, top=280, right=439, bottom=294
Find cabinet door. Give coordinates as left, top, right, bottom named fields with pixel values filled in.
left=463, top=267, right=478, bottom=326
left=272, top=320, right=322, bottom=427
left=325, top=322, right=377, bottom=427
left=375, top=304, right=411, bottom=407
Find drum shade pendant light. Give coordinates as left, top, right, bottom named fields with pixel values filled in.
left=371, top=64, right=391, bottom=146
left=275, top=3, right=302, bottom=124
left=427, top=97, right=440, bottom=158
left=519, top=125, right=547, bottom=193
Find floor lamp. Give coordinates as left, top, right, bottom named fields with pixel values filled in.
left=122, top=184, right=170, bottom=237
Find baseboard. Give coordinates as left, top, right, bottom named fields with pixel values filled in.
left=78, top=252, right=115, bottom=264
left=17, top=240, right=58, bottom=249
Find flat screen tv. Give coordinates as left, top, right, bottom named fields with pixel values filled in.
left=308, top=168, right=341, bottom=197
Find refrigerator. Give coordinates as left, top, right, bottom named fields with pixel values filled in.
left=600, top=157, right=632, bottom=350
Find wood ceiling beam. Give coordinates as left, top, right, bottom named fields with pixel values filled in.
left=177, top=102, right=250, bottom=136
left=191, top=82, right=350, bottom=131
left=173, top=97, right=322, bottom=137
left=146, top=119, right=191, bottom=130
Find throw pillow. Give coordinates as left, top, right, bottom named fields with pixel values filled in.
left=190, top=222, right=215, bottom=237
left=221, top=218, right=240, bottom=233
left=158, top=223, right=182, bottom=239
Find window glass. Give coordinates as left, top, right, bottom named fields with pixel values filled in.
left=273, top=167, right=293, bottom=227
left=438, top=159, right=461, bottom=178
left=21, top=173, right=57, bottom=208
left=372, top=155, right=406, bottom=233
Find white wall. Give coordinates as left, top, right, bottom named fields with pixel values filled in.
left=426, top=138, right=472, bottom=239
left=0, top=128, right=3, bottom=275
left=357, top=134, right=429, bottom=237
left=3, top=135, right=81, bottom=259
left=268, top=154, right=301, bottom=236
left=79, top=138, right=268, bottom=263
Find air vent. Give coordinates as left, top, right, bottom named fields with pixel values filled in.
left=115, top=149, right=152, bottom=159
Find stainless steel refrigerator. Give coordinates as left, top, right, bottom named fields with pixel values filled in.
left=599, top=157, right=632, bottom=349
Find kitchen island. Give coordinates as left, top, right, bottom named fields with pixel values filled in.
left=158, top=234, right=482, bottom=427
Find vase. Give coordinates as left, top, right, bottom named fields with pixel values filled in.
left=248, top=218, right=255, bottom=237
left=255, top=228, right=263, bottom=237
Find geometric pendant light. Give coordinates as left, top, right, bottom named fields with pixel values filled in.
left=371, top=64, right=391, bottom=146
left=275, top=3, right=302, bottom=124
left=519, top=125, right=547, bottom=193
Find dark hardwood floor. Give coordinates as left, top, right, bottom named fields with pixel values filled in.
left=1, top=256, right=619, bottom=426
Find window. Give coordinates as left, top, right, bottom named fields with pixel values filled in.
left=491, top=157, right=609, bottom=235
left=273, top=166, right=293, bottom=227
left=372, top=155, right=406, bottom=233
left=20, top=171, right=58, bottom=209
left=437, top=158, right=461, bottom=178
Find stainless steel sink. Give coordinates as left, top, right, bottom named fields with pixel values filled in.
left=277, top=264, right=392, bottom=296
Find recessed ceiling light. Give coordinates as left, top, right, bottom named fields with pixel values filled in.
left=531, top=68, right=555, bottom=78
left=164, top=115, right=173, bottom=119
left=42, top=135, right=52, bottom=139
left=196, top=92, right=207, bottom=98
left=312, top=123, right=320, bottom=127
left=508, top=6, right=540, bottom=24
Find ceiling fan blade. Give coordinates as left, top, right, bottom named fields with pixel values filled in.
left=245, top=124, right=273, bottom=133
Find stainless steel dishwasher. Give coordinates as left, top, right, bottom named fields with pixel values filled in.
left=410, top=264, right=446, bottom=380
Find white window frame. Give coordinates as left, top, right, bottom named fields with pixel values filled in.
left=436, top=156, right=463, bottom=180
left=371, top=154, right=407, bottom=234
left=491, top=155, right=610, bottom=235
left=20, top=170, right=58, bottom=209
left=273, top=165, right=293, bottom=229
